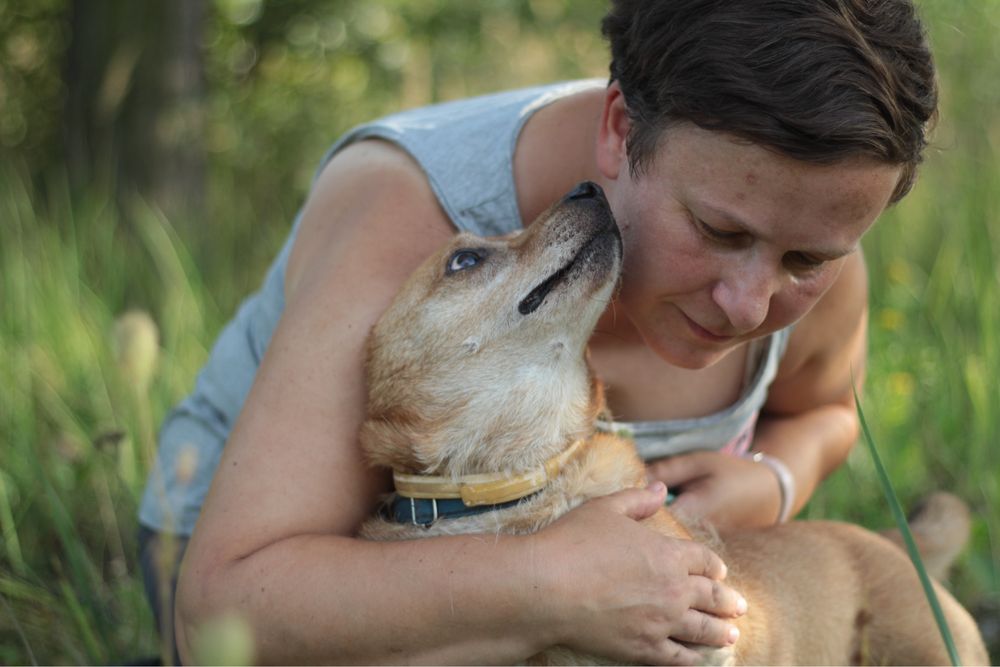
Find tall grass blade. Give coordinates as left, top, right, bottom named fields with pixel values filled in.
left=853, top=382, right=961, bottom=666
left=58, top=579, right=103, bottom=663
left=40, top=472, right=111, bottom=663
left=0, top=471, right=27, bottom=575
left=0, top=588, right=38, bottom=666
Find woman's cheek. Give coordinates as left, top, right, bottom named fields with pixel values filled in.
left=782, top=268, right=839, bottom=320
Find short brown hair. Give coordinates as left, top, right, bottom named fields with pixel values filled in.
left=602, top=0, right=937, bottom=202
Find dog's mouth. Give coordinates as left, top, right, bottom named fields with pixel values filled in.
left=517, top=227, right=620, bottom=316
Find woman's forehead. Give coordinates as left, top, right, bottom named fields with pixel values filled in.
left=649, top=126, right=901, bottom=235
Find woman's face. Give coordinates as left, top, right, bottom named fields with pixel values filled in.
left=600, top=121, right=901, bottom=370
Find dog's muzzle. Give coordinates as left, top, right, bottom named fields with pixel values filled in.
left=518, top=182, right=621, bottom=316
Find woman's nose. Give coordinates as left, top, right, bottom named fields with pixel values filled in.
left=712, top=264, right=777, bottom=333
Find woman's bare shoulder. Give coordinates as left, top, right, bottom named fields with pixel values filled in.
left=286, top=139, right=456, bottom=298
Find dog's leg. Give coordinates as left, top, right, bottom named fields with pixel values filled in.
left=860, top=577, right=988, bottom=665
left=850, top=524, right=989, bottom=665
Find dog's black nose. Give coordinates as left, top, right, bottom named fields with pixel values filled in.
left=564, top=181, right=604, bottom=201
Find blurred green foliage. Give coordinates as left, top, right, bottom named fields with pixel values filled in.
left=0, top=0, right=69, bottom=163
left=1, top=0, right=612, bottom=318
left=205, top=0, right=607, bottom=198
left=2, top=0, right=609, bottom=226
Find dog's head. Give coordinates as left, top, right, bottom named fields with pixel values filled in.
left=362, top=182, right=622, bottom=476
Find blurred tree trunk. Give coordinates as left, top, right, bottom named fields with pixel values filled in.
left=63, top=0, right=206, bottom=225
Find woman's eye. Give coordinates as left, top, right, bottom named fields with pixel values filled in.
left=697, top=219, right=743, bottom=243
left=786, top=252, right=826, bottom=270
left=447, top=250, right=482, bottom=274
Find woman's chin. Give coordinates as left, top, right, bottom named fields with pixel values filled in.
left=644, top=335, right=741, bottom=370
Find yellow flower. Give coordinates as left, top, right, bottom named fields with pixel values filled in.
left=878, top=308, right=905, bottom=332
left=888, top=372, right=915, bottom=398
left=887, top=259, right=912, bottom=286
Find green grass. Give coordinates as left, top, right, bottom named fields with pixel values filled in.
left=1, top=2, right=998, bottom=663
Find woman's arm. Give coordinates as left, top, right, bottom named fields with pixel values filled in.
left=754, top=249, right=870, bottom=514
left=177, top=485, right=741, bottom=664
left=174, top=141, right=745, bottom=664
left=648, top=252, right=869, bottom=528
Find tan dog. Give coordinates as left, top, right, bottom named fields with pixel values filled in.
left=359, top=182, right=988, bottom=665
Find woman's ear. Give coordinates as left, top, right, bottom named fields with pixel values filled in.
left=595, top=81, right=631, bottom=181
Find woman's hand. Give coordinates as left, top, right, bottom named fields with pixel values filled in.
left=647, top=452, right=784, bottom=529
left=532, top=482, right=747, bottom=665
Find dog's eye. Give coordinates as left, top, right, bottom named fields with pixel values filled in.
left=446, top=250, right=482, bottom=274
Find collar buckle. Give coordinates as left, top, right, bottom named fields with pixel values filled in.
left=409, top=496, right=439, bottom=526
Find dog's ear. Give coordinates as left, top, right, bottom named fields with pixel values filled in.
left=360, top=331, right=423, bottom=472
left=359, top=412, right=422, bottom=473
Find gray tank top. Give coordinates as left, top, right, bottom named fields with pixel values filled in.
left=139, top=79, right=791, bottom=534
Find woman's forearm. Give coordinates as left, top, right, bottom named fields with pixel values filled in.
left=176, top=530, right=555, bottom=665
left=177, top=485, right=746, bottom=665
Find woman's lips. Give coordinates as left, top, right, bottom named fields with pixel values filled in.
left=682, top=312, right=736, bottom=343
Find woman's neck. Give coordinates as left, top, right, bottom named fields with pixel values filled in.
left=513, top=86, right=608, bottom=226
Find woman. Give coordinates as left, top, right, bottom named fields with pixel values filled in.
left=140, top=0, right=937, bottom=663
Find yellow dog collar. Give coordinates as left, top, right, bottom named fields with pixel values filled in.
left=392, top=439, right=586, bottom=507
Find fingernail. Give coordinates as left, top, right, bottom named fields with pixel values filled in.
left=736, top=596, right=748, bottom=615
left=727, top=626, right=740, bottom=645
left=647, top=480, right=665, bottom=494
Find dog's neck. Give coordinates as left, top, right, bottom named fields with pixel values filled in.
left=383, top=437, right=588, bottom=527
left=362, top=361, right=607, bottom=475
left=392, top=438, right=586, bottom=504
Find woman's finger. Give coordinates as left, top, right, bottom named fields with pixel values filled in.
left=646, top=452, right=712, bottom=487
left=687, top=570, right=748, bottom=618
left=599, top=481, right=670, bottom=521
left=673, top=608, right=742, bottom=650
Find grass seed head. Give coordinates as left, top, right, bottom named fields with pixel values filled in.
left=112, top=309, right=160, bottom=393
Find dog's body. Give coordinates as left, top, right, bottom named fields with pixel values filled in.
left=359, top=183, right=988, bottom=665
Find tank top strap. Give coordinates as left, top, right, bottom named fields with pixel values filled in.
left=311, top=79, right=606, bottom=236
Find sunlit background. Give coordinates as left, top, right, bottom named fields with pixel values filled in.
left=1, top=0, right=997, bottom=663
